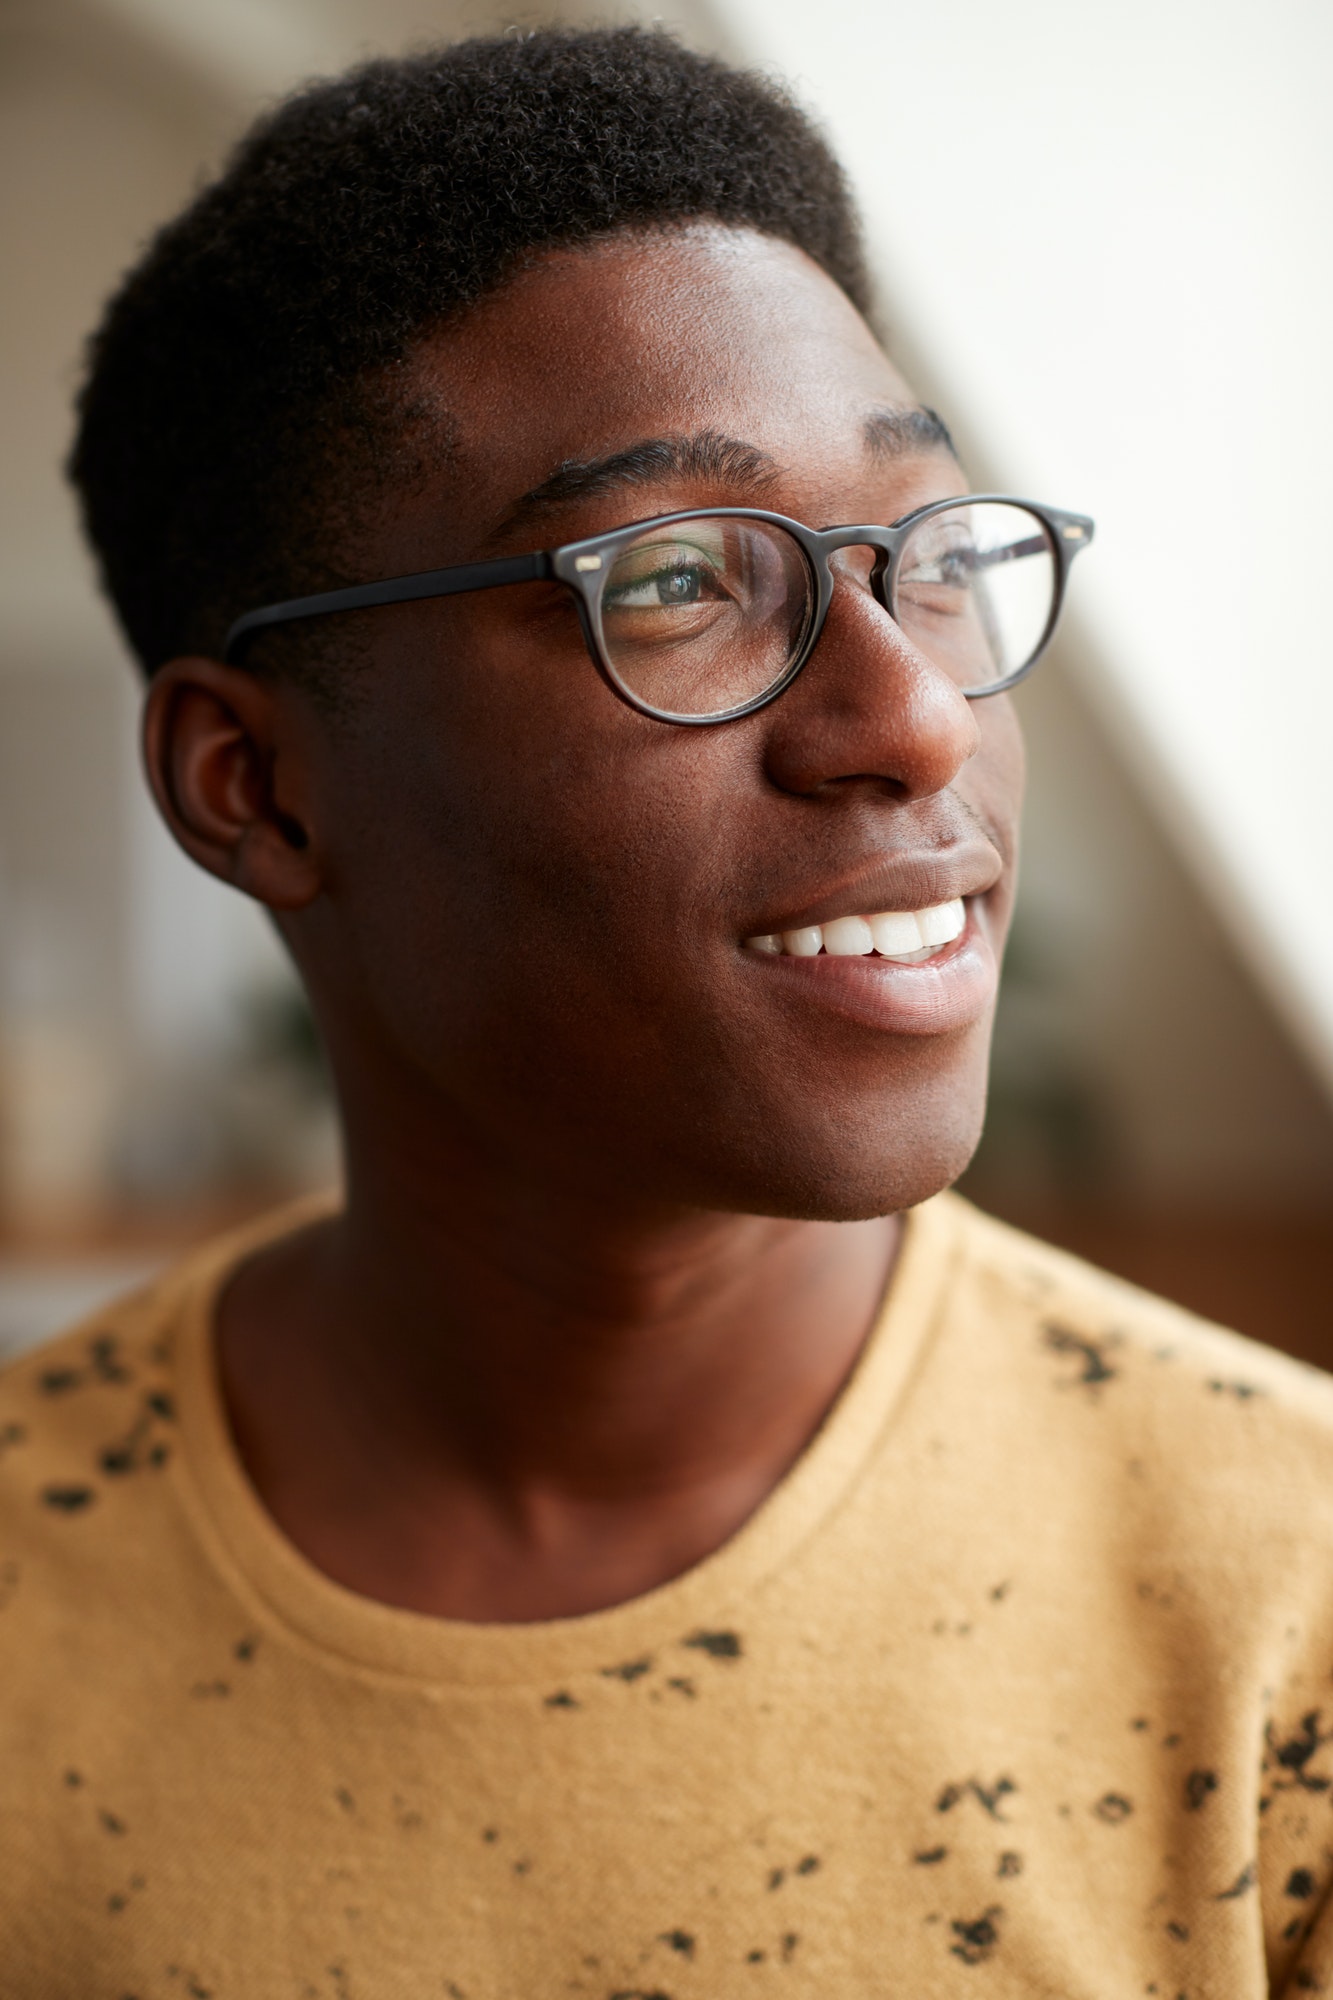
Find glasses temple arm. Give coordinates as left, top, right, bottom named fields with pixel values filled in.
left=223, top=550, right=553, bottom=661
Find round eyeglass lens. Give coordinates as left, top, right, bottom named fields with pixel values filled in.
left=892, top=501, right=1057, bottom=691
left=596, top=516, right=815, bottom=719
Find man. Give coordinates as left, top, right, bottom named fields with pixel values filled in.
left=4, top=26, right=1330, bottom=1995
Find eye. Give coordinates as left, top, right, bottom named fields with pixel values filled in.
left=902, top=541, right=975, bottom=589
left=933, top=548, right=975, bottom=586
left=603, top=540, right=732, bottom=614
left=608, top=562, right=717, bottom=609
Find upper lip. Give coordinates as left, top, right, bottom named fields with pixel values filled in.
left=744, top=849, right=1003, bottom=938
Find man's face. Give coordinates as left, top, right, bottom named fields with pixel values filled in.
left=289, top=226, right=1024, bottom=1221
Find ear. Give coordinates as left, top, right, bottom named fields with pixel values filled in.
left=142, top=658, right=323, bottom=912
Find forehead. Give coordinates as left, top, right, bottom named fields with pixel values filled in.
left=411, top=226, right=921, bottom=532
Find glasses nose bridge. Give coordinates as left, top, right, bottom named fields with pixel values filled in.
left=812, top=522, right=900, bottom=612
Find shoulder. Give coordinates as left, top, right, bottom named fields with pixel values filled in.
left=0, top=1272, right=197, bottom=1664
left=0, top=1277, right=182, bottom=1526
left=928, top=1191, right=1333, bottom=1534
left=947, top=1191, right=1333, bottom=1407
left=0, top=1195, right=334, bottom=1545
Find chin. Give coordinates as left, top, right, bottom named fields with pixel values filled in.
left=749, top=1127, right=983, bottom=1224
left=657, top=1066, right=991, bottom=1225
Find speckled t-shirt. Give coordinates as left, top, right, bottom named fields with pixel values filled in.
left=2, top=1191, right=1333, bottom=1998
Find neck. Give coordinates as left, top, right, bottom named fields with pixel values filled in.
left=218, top=1111, right=902, bottom=1621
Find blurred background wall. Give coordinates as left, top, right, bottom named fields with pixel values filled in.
left=2, top=0, right=1331, bottom=1358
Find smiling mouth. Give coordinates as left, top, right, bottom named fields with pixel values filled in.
left=744, top=897, right=966, bottom=965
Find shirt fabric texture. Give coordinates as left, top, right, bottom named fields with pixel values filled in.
left=3, top=1190, right=1333, bottom=1998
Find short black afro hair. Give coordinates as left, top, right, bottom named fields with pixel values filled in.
left=69, top=26, right=871, bottom=682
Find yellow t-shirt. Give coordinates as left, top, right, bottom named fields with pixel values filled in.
left=3, top=1191, right=1333, bottom=1997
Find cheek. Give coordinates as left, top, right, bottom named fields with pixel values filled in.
left=302, top=634, right=1024, bottom=1220
left=967, top=697, right=1025, bottom=912
left=315, top=625, right=735, bottom=1058
left=972, top=693, right=1025, bottom=818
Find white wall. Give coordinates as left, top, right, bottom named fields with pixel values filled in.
left=716, top=0, right=1333, bottom=1096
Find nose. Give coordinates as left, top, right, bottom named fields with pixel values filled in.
left=761, top=566, right=982, bottom=800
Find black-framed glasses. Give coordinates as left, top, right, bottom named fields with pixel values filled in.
left=224, top=494, right=1094, bottom=726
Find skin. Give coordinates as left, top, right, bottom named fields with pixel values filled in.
left=144, top=225, right=1025, bottom=1622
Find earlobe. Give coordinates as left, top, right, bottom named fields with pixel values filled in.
left=142, top=658, right=322, bottom=910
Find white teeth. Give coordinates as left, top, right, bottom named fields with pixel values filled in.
left=918, top=899, right=967, bottom=947
left=868, top=909, right=922, bottom=956
left=821, top=915, right=875, bottom=957
left=749, top=898, right=966, bottom=963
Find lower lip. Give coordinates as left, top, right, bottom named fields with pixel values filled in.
left=741, top=905, right=998, bottom=1037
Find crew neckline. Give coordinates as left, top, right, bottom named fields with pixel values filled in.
left=171, top=1191, right=967, bottom=1690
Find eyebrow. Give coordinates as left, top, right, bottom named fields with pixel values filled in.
left=862, top=404, right=960, bottom=462
left=493, top=430, right=779, bottom=541
left=490, top=406, right=959, bottom=547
